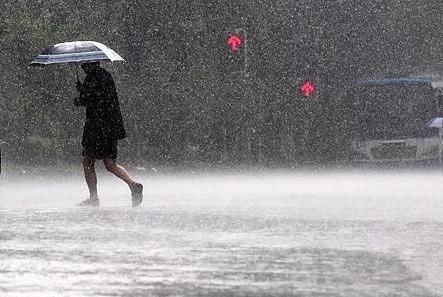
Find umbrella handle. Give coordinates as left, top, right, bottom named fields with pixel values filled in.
left=75, top=65, right=82, bottom=92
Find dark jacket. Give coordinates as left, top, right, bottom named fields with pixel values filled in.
left=78, top=68, right=127, bottom=143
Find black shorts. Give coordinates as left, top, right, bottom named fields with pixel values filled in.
left=82, top=138, right=118, bottom=160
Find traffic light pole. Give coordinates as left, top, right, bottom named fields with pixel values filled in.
left=234, top=28, right=248, bottom=77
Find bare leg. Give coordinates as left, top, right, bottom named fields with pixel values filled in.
left=83, top=156, right=98, bottom=198
left=103, top=159, right=143, bottom=206
left=103, top=159, right=135, bottom=188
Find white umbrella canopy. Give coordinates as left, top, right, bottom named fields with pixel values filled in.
left=426, top=116, right=443, bottom=128
left=30, top=41, right=124, bottom=66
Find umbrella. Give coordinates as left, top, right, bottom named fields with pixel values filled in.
left=426, top=116, right=443, bottom=163
left=30, top=41, right=124, bottom=66
left=426, top=117, right=443, bottom=129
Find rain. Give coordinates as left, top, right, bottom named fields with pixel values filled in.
left=1, top=0, right=443, bottom=296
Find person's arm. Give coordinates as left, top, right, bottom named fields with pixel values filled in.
left=78, top=76, right=104, bottom=106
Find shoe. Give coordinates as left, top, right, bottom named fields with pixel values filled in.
left=77, top=197, right=100, bottom=207
left=131, top=182, right=143, bottom=207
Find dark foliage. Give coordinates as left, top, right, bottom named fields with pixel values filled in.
left=1, top=0, right=442, bottom=167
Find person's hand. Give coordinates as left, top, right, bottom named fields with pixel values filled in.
left=73, top=97, right=82, bottom=106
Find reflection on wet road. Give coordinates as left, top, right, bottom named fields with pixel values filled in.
left=0, top=171, right=442, bottom=296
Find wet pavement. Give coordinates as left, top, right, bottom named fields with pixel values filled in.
left=0, top=170, right=443, bottom=296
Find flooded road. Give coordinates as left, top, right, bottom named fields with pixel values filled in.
left=1, top=170, right=443, bottom=296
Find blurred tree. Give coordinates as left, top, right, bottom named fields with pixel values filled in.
left=1, top=0, right=442, bottom=167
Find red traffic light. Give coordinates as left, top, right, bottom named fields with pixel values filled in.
left=299, top=80, right=315, bottom=97
left=226, top=34, right=242, bottom=53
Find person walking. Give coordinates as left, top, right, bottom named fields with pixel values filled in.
left=74, top=62, right=143, bottom=207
